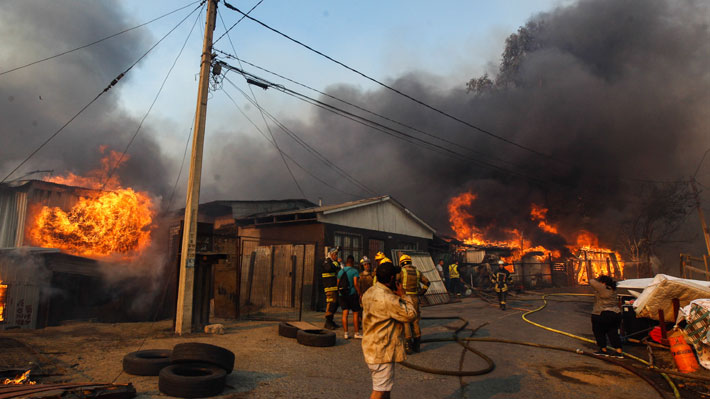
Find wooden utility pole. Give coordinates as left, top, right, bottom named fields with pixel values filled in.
left=175, top=0, right=218, bottom=335
left=690, top=179, right=710, bottom=258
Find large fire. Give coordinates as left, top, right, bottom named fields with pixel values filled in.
left=29, top=147, right=154, bottom=259
left=448, top=191, right=624, bottom=284
left=3, top=370, right=36, bottom=385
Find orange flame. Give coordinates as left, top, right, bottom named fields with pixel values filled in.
left=448, top=191, right=623, bottom=283
left=0, top=282, right=6, bottom=322
left=29, top=147, right=154, bottom=259
left=3, top=370, right=36, bottom=385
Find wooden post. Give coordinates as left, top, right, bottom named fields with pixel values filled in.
left=605, top=257, right=612, bottom=276
left=175, top=0, right=218, bottom=335
left=680, top=254, right=685, bottom=279
left=691, top=180, right=710, bottom=258
left=705, top=255, right=709, bottom=281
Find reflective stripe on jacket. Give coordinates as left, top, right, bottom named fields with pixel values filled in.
left=449, top=264, right=460, bottom=278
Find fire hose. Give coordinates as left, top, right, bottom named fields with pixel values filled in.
left=520, top=293, right=681, bottom=399
left=398, top=292, right=684, bottom=399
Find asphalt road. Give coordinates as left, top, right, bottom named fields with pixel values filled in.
left=1, top=291, right=686, bottom=398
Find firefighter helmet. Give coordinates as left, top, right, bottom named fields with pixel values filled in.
left=399, top=254, right=412, bottom=266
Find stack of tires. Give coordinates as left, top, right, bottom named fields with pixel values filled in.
left=122, top=343, right=234, bottom=398
left=278, top=322, right=336, bottom=347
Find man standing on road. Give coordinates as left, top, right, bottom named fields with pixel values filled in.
left=338, top=255, right=362, bottom=339
left=448, top=260, right=462, bottom=297
left=322, top=247, right=341, bottom=330
left=436, top=259, right=445, bottom=279
left=362, top=261, right=417, bottom=399
left=399, top=254, right=429, bottom=353
left=359, top=256, right=375, bottom=295
left=490, top=260, right=512, bottom=310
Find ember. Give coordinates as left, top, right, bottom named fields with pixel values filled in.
left=448, top=191, right=624, bottom=283
left=28, top=147, right=155, bottom=259
left=3, top=370, right=36, bottom=385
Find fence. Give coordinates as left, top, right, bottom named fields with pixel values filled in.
left=238, top=237, right=317, bottom=321
left=680, top=253, right=710, bottom=281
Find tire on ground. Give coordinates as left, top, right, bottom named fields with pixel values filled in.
left=296, top=329, right=336, bottom=347
left=158, top=363, right=226, bottom=398
left=122, top=349, right=172, bottom=376
left=278, top=322, right=299, bottom=338
left=171, top=343, right=235, bottom=374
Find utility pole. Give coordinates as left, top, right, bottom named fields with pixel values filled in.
left=175, top=0, right=218, bottom=335
left=690, top=179, right=710, bottom=258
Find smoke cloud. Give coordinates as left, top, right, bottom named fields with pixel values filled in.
left=205, top=0, right=710, bottom=264
left=0, top=0, right=172, bottom=197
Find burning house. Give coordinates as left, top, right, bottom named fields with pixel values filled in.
left=447, top=191, right=630, bottom=289
left=0, top=149, right=160, bottom=329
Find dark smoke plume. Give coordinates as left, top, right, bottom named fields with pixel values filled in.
left=206, top=0, right=710, bottom=265
left=0, top=0, right=172, bottom=197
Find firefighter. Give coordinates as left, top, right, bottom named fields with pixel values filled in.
left=359, top=256, right=375, bottom=295
left=490, top=260, right=513, bottom=310
left=372, top=251, right=394, bottom=285
left=322, top=247, right=341, bottom=329
left=399, top=254, right=429, bottom=353
left=448, top=260, right=462, bottom=297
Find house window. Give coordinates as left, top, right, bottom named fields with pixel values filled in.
left=334, top=232, right=362, bottom=264
left=399, top=242, right=418, bottom=251
left=368, top=239, right=385, bottom=261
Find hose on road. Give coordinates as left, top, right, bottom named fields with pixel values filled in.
left=520, top=293, right=680, bottom=399
left=398, top=293, right=678, bottom=399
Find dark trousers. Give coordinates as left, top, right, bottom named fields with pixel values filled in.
left=449, top=279, right=461, bottom=295
left=497, top=291, right=507, bottom=305
left=591, top=311, right=622, bottom=349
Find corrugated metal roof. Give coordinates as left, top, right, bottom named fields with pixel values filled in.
left=239, top=195, right=437, bottom=234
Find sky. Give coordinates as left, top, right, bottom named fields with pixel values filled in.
left=112, top=0, right=574, bottom=189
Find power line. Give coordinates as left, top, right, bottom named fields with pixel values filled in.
left=214, top=49, right=528, bottom=171
left=221, top=86, right=366, bottom=198
left=213, top=0, right=265, bottom=45
left=224, top=76, right=377, bottom=196
left=166, top=115, right=196, bottom=212
left=0, top=1, right=202, bottom=77
left=221, top=2, right=561, bottom=164
left=217, top=11, right=305, bottom=198
left=218, top=61, right=557, bottom=187
left=101, top=5, right=204, bottom=190
left=0, top=2, right=205, bottom=184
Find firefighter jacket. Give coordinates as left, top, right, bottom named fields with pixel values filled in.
left=400, top=264, right=430, bottom=295
left=322, top=258, right=340, bottom=292
left=490, top=268, right=512, bottom=293
left=449, top=264, right=460, bottom=279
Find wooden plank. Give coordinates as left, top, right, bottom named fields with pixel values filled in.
left=293, top=245, right=304, bottom=309
left=270, top=245, right=293, bottom=308
left=287, top=321, right=318, bottom=330
left=302, top=244, right=316, bottom=311
left=249, top=246, right=272, bottom=308
left=213, top=264, right=237, bottom=319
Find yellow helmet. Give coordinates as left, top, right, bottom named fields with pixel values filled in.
left=375, top=252, right=386, bottom=262
left=399, top=254, right=412, bottom=266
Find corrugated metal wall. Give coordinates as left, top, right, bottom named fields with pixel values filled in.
left=0, top=258, right=42, bottom=330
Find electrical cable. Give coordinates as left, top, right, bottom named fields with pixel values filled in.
left=221, top=2, right=562, bottom=164
left=214, top=49, right=523, bottom=171
left=217, top=60, right=560, bottom=188
left=0, top=1, right=201, bottom=77
left=220, top=87, right=366, bottom=198
left=101, top=5, right=203, bottom=191
left=213, top=0, right=265, bottom=45
left=165, top=115, right=196, bottom=213
left=223, top=76, right=377, bottom=197
left=217, top=11, right=305, bottom=199
left=0, top=2, right=205, bottom=185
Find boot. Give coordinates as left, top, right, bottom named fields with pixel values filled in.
left=405, top=339, right=414, bottom=354
left=324, top=316, right=338, bottom=330
left=413, top=337, right=421, bottom=353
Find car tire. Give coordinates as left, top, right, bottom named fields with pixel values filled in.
left=296, top=329, right=336, bottom=347
left=278, top=322, right=299, bottom=338
left=158, top=363, right=226, bottom=398
left=122, top=349, right=172, bottom=376
left=171, top=343, right=235, bottom=374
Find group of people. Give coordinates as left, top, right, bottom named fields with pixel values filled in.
left=436, top=258, right=513, bottom=310
left=321, top=247, right=430, bottom=398
left=322, top=247, right=624, bottom=398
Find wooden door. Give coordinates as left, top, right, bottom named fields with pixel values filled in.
left=271, top=245, right=295, bottom=307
